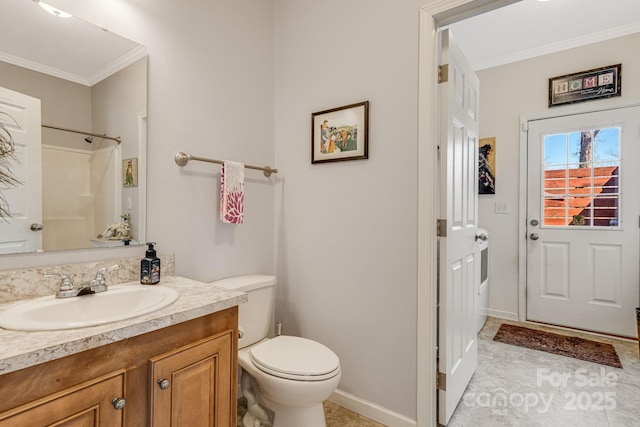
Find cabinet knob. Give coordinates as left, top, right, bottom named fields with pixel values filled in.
left=158, top=378, right=171, bottom=390
left=112, top=397, right=126, bottom=410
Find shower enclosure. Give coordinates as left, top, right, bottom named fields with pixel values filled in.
left=42, top=140, right=121, bottom=251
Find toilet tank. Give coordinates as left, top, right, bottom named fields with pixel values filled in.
left=212, top=275, right=276, bottom=349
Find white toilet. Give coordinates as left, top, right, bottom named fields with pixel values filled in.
left=214, top=275, right=341, bottom=427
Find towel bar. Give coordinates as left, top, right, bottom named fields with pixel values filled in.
left=174, top=152, right=278, bottom=177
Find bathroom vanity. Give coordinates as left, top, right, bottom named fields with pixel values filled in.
left=0, top=276, right=247, bottom=426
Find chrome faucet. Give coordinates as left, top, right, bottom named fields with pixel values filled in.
left=90, top=264, right=120, bottom=293
left=44, top=264, right=120, bottom=299
left=43, top=272, right=77, bottom=298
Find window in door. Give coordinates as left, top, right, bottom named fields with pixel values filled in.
left=542, top=126, right=620, bottom=228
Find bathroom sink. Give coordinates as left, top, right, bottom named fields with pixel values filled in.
left=0, top=285, right=179, bottom=331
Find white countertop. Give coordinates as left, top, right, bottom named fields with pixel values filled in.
left=0, top=276, right=247, bottom=375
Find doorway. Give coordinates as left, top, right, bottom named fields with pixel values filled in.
left=418, top=1, right=521, bottom=426
left=525, top=106, right=640, bottom=338
left=418, top=1, right=640, bottom=426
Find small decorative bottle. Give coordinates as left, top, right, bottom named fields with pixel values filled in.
left=141, top=242, right=161, bottom=284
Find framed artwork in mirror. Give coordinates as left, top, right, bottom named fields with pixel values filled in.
left=311, top=101, right=369, bottom=164
left=123, top=158, right=138, bottom=187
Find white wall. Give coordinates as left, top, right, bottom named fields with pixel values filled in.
left=35, top=0, right=433, bottom=422
left=0, top=61, right=92, bottom=151
left=477, top=33, right=640, bottom=318
left=92, top=57, right=147, bottom=239
left=18, top=0, right=435, bottom=423
left=274, top=0, right=426, bottom=420
left=46, top=0, right=277, bottom=281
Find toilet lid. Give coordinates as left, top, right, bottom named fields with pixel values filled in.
left=250, top=336, right=340, bottom=380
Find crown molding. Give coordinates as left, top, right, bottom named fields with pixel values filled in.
left=473, top=22, right=640, bottom=71
left=0, top=51, right=90, bottom=86
left=87, top=45, right=147, bottom=86
left=0, top=45, right=147, bottom=87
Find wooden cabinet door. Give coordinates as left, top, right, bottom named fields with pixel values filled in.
left=150, top=331, right=234, bottom=427
left=0, top=370, right=125, bottom=426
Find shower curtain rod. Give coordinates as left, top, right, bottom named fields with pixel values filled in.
left=42, top=124, right=122, bottom=144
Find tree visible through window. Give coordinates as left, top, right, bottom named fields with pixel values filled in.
left=542, top=127, right=620, bottom=227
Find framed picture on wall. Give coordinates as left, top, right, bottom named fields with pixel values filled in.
left=311, top=101, right=369, bottom=164
left=479, top=137, right=495, bottom=194
left=548, top=64, right=621, bottom=107
left=123, top=158, right=138, bottom=187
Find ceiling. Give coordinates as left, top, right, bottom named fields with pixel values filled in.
left=2, top=0, right=639, bottom=83
left=0, top=0, right=144, bottom=86
left=448, top=0, right=640, bottom=70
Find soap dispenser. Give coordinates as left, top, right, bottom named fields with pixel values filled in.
left=141, top=242, right=161, bottom=284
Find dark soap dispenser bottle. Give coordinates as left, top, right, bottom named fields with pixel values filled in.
left=141, top=242, right=161, bottom=284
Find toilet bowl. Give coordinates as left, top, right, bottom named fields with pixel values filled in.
left=212, top=275, right=341, bottom=427
left=240, top=336, right=341, bottom=427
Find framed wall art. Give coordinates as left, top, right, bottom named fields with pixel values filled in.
left=479, top=137, right=495, bottom=195
left=311, top=101, right=369, bottom=164
left=549, top=64, right=621, bottom=107
left=123, top=158, right=138, bottom=187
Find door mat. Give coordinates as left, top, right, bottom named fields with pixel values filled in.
left=493, top=324, right=622, bottom=368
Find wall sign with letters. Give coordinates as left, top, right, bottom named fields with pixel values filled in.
left=548, top=64, right=621, bottom=108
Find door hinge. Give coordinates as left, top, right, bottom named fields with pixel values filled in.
left=437, top=372, right=446, bottom=391
left=438, top=64, right=449, bottom=84
left=437, top=219, right=447, bottom=237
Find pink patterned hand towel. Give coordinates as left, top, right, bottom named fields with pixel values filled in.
left=220, top=160, right=245, bottom=224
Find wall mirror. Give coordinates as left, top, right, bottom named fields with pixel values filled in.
left=0, top=0, right=147, bottom=255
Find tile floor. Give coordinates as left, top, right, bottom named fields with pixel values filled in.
left=324, top=401, right=385, bottom=427
left=237, top=317, right=639, bottom=427
left=237, top=397, right=383, bottom=427
left=449, top=317, right=640, bottom=427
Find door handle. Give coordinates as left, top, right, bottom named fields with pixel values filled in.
left=529, top=233, right=539, bottom=241
left=30, top=223, right=44, bottom=231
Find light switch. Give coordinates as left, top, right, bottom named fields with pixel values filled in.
left=127, top=197, right=133, bottom=210
left=495, top=201, right=510, bottom=214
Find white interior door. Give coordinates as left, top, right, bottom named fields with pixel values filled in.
left=0, top=87, right=42, bottom=254
left=527, top=106, right=640, bottom=337
left=438, top=29, right=480, bottom=426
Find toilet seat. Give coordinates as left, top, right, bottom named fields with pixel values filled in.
left=250, top=336, right=340, bottom=381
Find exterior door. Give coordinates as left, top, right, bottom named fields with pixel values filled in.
left=527, top=106, right=640, bottom=337
left=438, top=29, right=480, bottom=426
left=0, top=87, right=42, bottom=254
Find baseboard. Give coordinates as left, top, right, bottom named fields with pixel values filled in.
left=329, top=389, right=416, bottom=427
left=487, top=309, right=519, bottom=321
